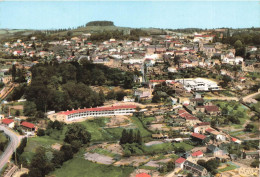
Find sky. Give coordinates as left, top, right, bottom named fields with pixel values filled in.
left=0, top=1, right=259, bottom=30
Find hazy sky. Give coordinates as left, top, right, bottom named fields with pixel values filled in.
left=0, top=1, right=259, bottom=29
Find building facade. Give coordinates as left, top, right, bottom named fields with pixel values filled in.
left=48, top=105, right=137, bottom=122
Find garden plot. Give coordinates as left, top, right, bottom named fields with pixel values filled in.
left=84, top=152, right=115, bottom=165
left=105, top=115, right=131, bottom=128
left=114, top=156, right=150, bottom=167
left=144, top=158, right=172, bottom=168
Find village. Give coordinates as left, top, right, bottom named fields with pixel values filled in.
left=0, top=24, right=259, bottom=177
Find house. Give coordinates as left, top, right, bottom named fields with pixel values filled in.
left=183, top=160, right=208, bottom=176
left=2, top=119, right=15, bottom=128
left=191, top=150, right=204, bottom=158
left=191, top=133, right=207, bottom=142
left=206, top=128, right=226, bottom=141
left=175, top=157, right=186, bottom=169
left=207, top=144, right=227, bottom=156
left=193, top=122, right=211, bottom=134
left=21, top=121, right=36, bottom=133
left=231, top=137, right=242, bottom=144
left=1, top=75, right=12, bottom=84
left=204, top=105, right=220, bottom=115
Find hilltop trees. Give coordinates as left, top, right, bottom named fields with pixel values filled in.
left=24, top=61, right=134, bottom=114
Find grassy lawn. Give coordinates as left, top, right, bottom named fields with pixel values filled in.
left=173, top=142, right=194, bottom=151
left=218, top=164, right=237, bottom=172
left=20, top=136, right=63, bottom=163
left=144, top=142, right=174, bottom=154
left=52, top=151, right=134, bottom=177
left=131, top=116, right=152, bottom=137
left=78, top=118, right=123, bottom=142
left=142, top=117, right=156, bottom=125
left=139, top=165, right=157, bottom=170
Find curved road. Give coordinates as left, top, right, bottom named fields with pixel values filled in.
left=0, top=125, right=21, bottom=172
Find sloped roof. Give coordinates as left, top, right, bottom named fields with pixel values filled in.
left=175, top=157, right=186, bottom=164
left=2, top=119, right=14, bottom=125
left=192, top=150, right=203, bottom=157
left=21, top=122, right=35, bottom=129
left=191, top=133, right=206, bottom=140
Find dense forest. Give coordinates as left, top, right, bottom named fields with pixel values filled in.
left=24, top=60, right=135, bottom=115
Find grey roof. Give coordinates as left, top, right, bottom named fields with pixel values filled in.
left=207, top=144, right=219, bottom=152
left=184, top=160, right=206, bottom=172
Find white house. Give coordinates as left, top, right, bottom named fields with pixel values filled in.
left=222, top=52, right=243, bottom=65
left=2, top=119, right=15, bottom=128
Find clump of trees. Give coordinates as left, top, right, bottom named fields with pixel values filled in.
left=197, top=159, right=220, bottom=175
left=120, top=129, right=142, bottom=145
left=12, top=137, right=27, bottom=166
left=0, top=131, right=9, bottom=152
left=86, top=21, right=114, bottom=26
left=23, top=61, right=134, bottom=116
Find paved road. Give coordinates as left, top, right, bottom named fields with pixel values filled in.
left=0, top=125, right=21, bottom=172
left=242, top=91, right=260, bottom=102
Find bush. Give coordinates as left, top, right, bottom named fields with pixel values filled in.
left=37, top=129, right=45, bottom=136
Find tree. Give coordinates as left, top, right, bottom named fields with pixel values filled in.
left=37, top=129, right=45, bottom=136
left=60, top=144, right=73, bottom=161
left=29, top=147, right=54, bottom=177
left=250, top=159, right=259, bottom=168
left=12, top=64, right=16, bottom=82
left=64, top=124, right=91, bottom=144
left=244, top=124, right=254, bottom=132
left=234, top=40, right=243, bottom=49
left=23, top=101, right=37, bottom=117
left=152, top=94, right=161, bottom=103
left=52, top=150, right=65, bottom=168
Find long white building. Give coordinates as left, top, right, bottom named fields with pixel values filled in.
left=48, top=105, right=137, bottom=122
left=175, top=78, right=220, bottom=92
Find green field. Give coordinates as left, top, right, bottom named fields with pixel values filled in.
left=218, top=164, right=237, bottom=172
left=79, top=118, right=124, bottom=142
left=20, top=136, right=63, bottom=162
left=172, top=142, right=194, bottom=151
left=145, top=142, right=174, bottom=154
left=131, top=116, right=152, bottom=137
left=52, top=151, right=134, bottom=177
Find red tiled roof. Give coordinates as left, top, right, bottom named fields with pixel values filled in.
left=206, top=128, right=214, bottom=133
left=198, top=122, right=210, bottom=126
left=178, top=110, right=187, bottom=114
left=21, top=122, right=35, bottom=129
left=59, top=105, right=137, bottom=116
left=136, top=173, right=151, bottom=177
left=204, top=106, right=219, bottom=112
left=231, top=137, right=238, bottom=142
left=175, top=157, right=186, bottom=164
left=191, top=133, right=206, bottom=140
left=2, top=119, right=14, bottom=125
left=192, top=150, right=203, bottom=157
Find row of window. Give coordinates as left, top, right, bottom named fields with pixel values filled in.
left=67, top=110, right=135, bottom=120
